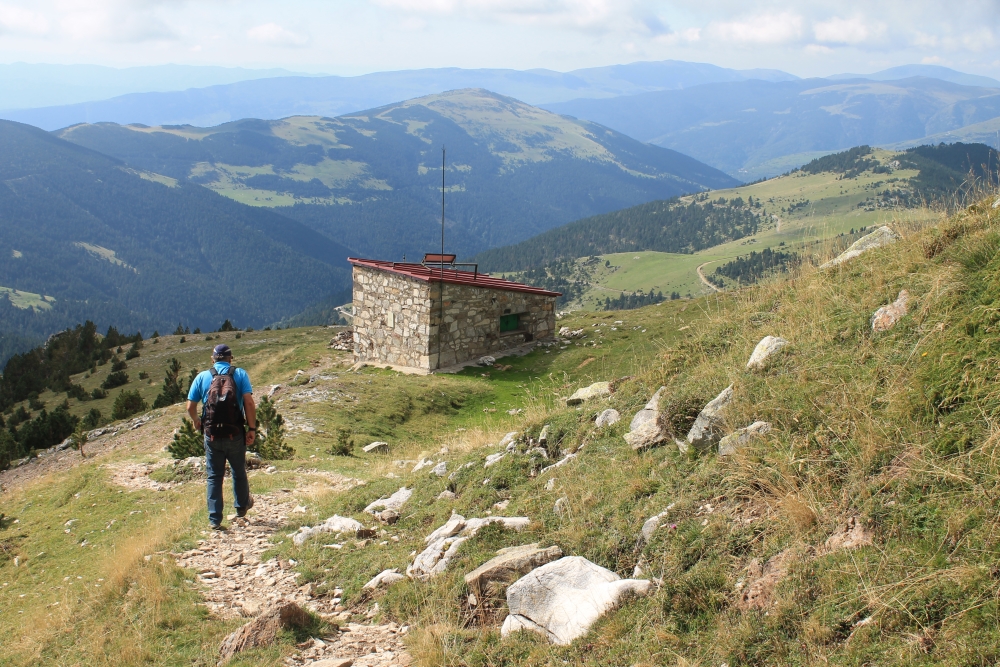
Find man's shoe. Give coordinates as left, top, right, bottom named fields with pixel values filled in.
left=210, top=522, right=226, bottom=531
left=237, top=495, right=254, bottom=518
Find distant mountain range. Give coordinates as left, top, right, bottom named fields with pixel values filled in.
left=0, top=60, right=797, bottom=130
left=545, top=76, right=1000, bottom=179
left=0, top=119, right=352, bottom=342
left=56, top=89, right=738, bottom=261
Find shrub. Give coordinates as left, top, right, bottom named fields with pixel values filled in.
left=110, top=356, right=127, bottom=372
left=102, top=371, right=129, bottom=390
left=152, top=358, right=185, bottom=409
left=82, top=408, right=103, bottom=430
left=125, top=345, right=140, bottom=360
left=28, top=397, right=44, bottom=411
left=66, top=383, right=88, bottom=401
left=111, top=389, right=147, bottom=420
left=0, top=430, right=18, bottom=470
left=179, top=336, right=186, bottom=343
left=218, top=319, right=236, bottom=332
left=253, top=396, right=293, bottom=459
left=138, top=371, right=149, bottom=380
left=330, top=428, right=354, bottom=456
left=90, top=387, right=107, bottom=400
left=168, top=418, right=203, bottom=459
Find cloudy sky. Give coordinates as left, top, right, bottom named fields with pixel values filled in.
left=0, top=0, right=998, bottom=77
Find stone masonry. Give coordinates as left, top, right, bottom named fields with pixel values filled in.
left=351, top=262, right=557, bottom=370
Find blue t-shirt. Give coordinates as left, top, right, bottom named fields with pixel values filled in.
left=188, top=362, right=253, bottom=415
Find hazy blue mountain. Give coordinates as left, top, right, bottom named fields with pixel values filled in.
left=0, top=63, right=315, bottom=111
left=0, top=119, right=352, bottom=340
left=1, top=60, right=797, bottom=130
left=57, top=89, right=738, bottom=261
left=828, top=65, right=1000, bottom=89
left=544, top=77, right=1000, bottom=178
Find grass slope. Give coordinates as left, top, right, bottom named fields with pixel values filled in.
left=7, top=199, right=1000, bottom=664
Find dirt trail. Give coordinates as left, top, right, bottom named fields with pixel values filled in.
left=171, top=488, right=412, bottom=666
left=697, top=261, right=723, bottom=293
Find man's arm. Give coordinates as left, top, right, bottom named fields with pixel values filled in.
left=243, top=394, right=256, bottom=446
left=186, top=401, right=201, bottom=431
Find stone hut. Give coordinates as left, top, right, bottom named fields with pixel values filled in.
left=349, top=256, right=560, bottom=370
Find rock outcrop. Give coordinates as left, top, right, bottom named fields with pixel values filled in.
left=718, top=421, right=771, bottom=456
left=820, top=226, right=900, bottom=269
left=407, top=513, right=530, bottom=581
left=746, top=336, right=788, bottom=371
left=363, top=487, right=412, bottom=516
left=292, top=515, right=364, bottom=546
left=464, top=543, right=563, bottom=593
left=500, top=556, right=653, bottom=645
left=871, top=290, right=909, bottom=332
left=684, top=385, right=733, bottom=452
left=363, top=568, right=406, bottom=590
left=623, top=387, right=667, bottom=451
left=595, top=409, right=620, bottom=428
left=218, top=601, right=311, bottom=663
left=566, top=381, right=611, bottom=406
left=362, top=442, right=389, bottom=454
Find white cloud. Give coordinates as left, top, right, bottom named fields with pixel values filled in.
left=707, top=12, right=804, bottom=45
left=371, top=0, right=650, bottom=33
left=814, top=16, right=885, bottom=45
left=0, top=3, right=49, bottom=35
left=247, top=22, right=309, bottom=47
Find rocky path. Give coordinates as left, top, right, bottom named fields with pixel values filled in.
left=170, top=490, right=413, bottom=667
left=697, top=261, right=723, bottom=293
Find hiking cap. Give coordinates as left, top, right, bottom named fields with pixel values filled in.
left=213, top=344, right=232, bottom=359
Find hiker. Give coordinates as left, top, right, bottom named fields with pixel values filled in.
left=186, top=344, right=257, bottom=530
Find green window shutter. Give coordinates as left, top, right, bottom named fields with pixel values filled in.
left=499, top=314, right=520, bottom=332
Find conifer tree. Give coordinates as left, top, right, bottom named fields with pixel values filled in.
left=152, top=358, right=184, bottom=408
left=168, top=418, right=203, bottom=459
left=253, top=396, right=292, bottom=459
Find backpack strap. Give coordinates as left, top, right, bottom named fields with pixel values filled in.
left=210, top=368, right=219, bottom=378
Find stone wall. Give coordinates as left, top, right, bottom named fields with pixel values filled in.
left=353, top=265, right=557, bottom=370
left=352, top=266, right=433, bottom=368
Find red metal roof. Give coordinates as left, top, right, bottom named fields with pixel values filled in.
left=349, top=258, right=562, bottom=297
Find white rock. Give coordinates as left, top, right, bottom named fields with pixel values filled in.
left=871, top=290, right=909, bottom=332
left=412, top=458, right=434, bottom=473
left=820, top=226, right=900, bottom=269
left=595, top=409, right=620, bottom=428
left=641, top=504, right=675, bottom=542
left=484, top=452, right=506, bottom=468
left=362, top=441, right=389, bottom=454
left=363, top=487, right=413, bottom=515
left=478, top=356, right=496, bottom=367
left=553, top=497, right=568, bottom=516
left=437, top=490, right=457, bottom=501
left=500, top=556, right=653, bottom=645
left=629, top=387, right=665, bottom=432
left=624, top=420, right=668, bottom=452
left=363, top=568, right=406, bottom=590
left=746, top=336, right=788, bottom=371
left=464, top=544, right=563, bottom=591
left=292, top=515, right=364, bottom=546
left=544, top=478, right=556, bottom=491
left=407, top=513, right=530, bottom=580
left=430, top=461, right=448, bottom=477
left=498, top=432, right=518, bottom=450
left=718, top=421, right=772, bottom=457
left=566, top=382, right=611, bottom=406
left=685, top=385, right=733, bottom=451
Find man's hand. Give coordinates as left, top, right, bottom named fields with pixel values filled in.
left=245, top=429, right=255, bottom=447
left=193, top=417, right=202, bottom=432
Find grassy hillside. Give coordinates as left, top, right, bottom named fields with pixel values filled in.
left=0, top=120, right=352, bottom=347
left=56, top=89, right=738, bottom=261
left=5, top=197, right=1000, bottom=664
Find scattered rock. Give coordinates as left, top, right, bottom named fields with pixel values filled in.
left=595, top=409, right=620, bottom=428
left=361, top=442, right=390, bottom=454
left=464, top=543, right=564, bottom=593
left=363, top=487, right=412, bottom=515
left=498, top=432, right=518, bottom=450
left=746, top=336, right=789, bottom=371
left=292, top=515, right=364, bottom=546
left=406, top=513, right=530, bottom=581
left=684, top=385, right=734, bottom=452
left=624, top=387, right=668, bottom=451
left=538, top=424, right=551, bottom=445
left=718, top=421, right=772, bottom=457
left=223, top=552, right=244, bottom=567
left=540, top=453, right=576, bottom=474
left=641, top=505, right=674, bottom=542
left=363, top=568, right=406, bottom=590
left=871, top=290, right=910, bottom=332
left=266, top=384, right=281, bottom=398
left=478, top=356, right=496, bottom=367
left=500, top=556, right=653, bottom=645
left=437, top=490, right=457, bottom=501
left=311, top=659, right=354, bottom=667
left=822, top=517, right=872, bottom=553
left=566, top=382, right=611, bottom=406
left=558, top=327, right=584, bottom=339
left=629, top=387, right=665, bottom=431
left=329, top=329, right=353, bottom=351
left=411, top=458, right=434, bottom=473
left=553, top=497, right=568, bottom=516
left=218, top=601, right=311, bottom=663
left=377, top=509, right=399, bottom=525
left=430, top=461, right=447, bottom=477
left=544, top=478, right=556, bottom=491
left=820, top=225, right=900, bottom=269
left=484, top=452, right=506, bottom=468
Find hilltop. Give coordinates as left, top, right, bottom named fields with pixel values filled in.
left=56, top=89, right=738, bottom=260
left=4, top=191, right=1000, bottom=664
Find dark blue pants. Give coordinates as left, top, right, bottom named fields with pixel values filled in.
left=205, top=435, right=250, bottom=525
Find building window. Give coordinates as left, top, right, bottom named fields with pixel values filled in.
left=499, top=313, right=520, bottom=332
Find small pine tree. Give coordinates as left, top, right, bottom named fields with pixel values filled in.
left=152, top=358, right=184, bottom=408
left=253, top=396, right=292, bottom=459
left=173, top=324, right=184, bottom=335
left=330, top=428, right=354, bottom=456
left=168, top=418, right=203, bottom=459
left=111, top=389, right=148, bottom=420
left=82, top=408, right=103, bottom=430
left=0, top=429, right=18, bottom=471
left=69, top=423, right=88, bottom=458
left=218, top=319, right=236, bottom=332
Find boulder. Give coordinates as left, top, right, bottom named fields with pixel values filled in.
left=500, top=556, right=653, bottom=645
left=311, top=659, right=354, bottom=667
left=412, top=458, right=434, bottom=472
left=718, top=421, right=771, bottom=456
left=437, top=490, right=457, bottom=501
left=685, top=385, right=733, bottom=452
left=624, top=387, right=668, bottom=451
left=218, top=602, right=311, bottom=662
left=431, top=461, right=448, bottom=477
left=641, top=505, right=674, bottom=542
left=498, top=432, right=519, bottom=450
left=464, top=543, right=564, bottom=593
left=595, top=409, right=620, bottom=428
left=407, top=513, right=530, bottom=581
left=629, top=387, right=665, bottom=431
left=363, top=568, right=406, bottom=590
left=377, top=509, right=399, bottom=525
left=746, top=336, right=788, bottom=371
left=484, top=452, right=506, bottom=468
left=292, top=515, right=364, bottom=546
left=538, top=425, right=551, bottom=445
left=246, top=452, right=264, bottom=469
left=362, top=441, right=389, bottom=454
left=871, top=290, right=909, bottom=332
left=566, top=382, right=611, bottom=406
left=820, top=225, right=900, bottom=269
left=478, top=356, right=496, bottom=367
left=363, top=487, right=413, bottom=515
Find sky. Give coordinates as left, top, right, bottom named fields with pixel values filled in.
left=0, top=0, right=998, bottom=78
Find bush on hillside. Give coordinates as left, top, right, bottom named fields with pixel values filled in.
left=111, top=389, right=147, bottom=420
left=152, top=358, right=185, bottom=409
left=110, top=356, right=127, bottom=372
left=330, top=428, right=353, bottom=457
left=90, top=387, right=107, bottom=400
left=168, top=418, right=203, bottom=459
left=253, top=396, right=292, bottom=459
left=101, top=371, right=128, bottom=390
left=81, top=408, right=103, bottom=430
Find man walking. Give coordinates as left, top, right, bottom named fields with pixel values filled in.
left=187, top=344, right=256, bottom=530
